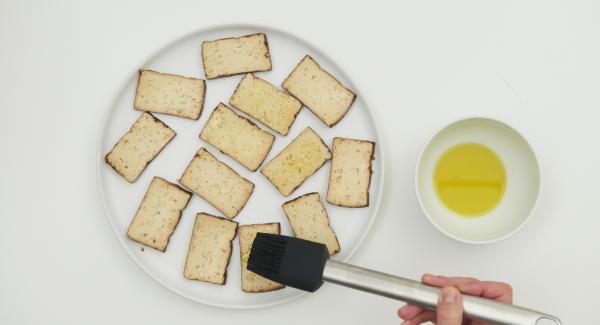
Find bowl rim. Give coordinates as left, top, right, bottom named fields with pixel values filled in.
left=414, top=116, right=542, bottom=244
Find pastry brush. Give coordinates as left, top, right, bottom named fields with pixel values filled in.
left=247, top=233, right=561, bottom=325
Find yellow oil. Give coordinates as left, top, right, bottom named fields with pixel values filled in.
left=242, top=251, right=250, bottom=263
left=434, top=143, right=506, bottom=217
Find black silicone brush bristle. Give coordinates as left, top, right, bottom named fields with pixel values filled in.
left=247, top=233, right=286, bottom=277
left=247, top=233, right=330, bottom=292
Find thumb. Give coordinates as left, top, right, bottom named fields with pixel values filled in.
left=436, top=287, right=463, bottom=325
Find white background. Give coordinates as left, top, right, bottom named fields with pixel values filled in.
left=1, top=0, right=599, bottom=324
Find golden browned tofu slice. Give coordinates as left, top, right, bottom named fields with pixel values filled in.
left=261, top=127, right=331, bottom=196
left=127, top=177, right=192, bottom=252
left=200, top=103, right=275, bottom=171
left=283, top=192, right=340, bottom=255
left=230, top=73, right=302, bottom=135
left=326, top=137, right=375, bottom=207
left=282, top=55, right=355, bottom=127
left=183, top=213, right=238, bottom=285
left=105, top=113, right=175, bottom=183
left=202, top=33, right=271, bottom=79
left=134, top=70, right=206, bottom=120
left=238, top=223, right=284, bottom=292
left=179, top=148, right=254, bottom=218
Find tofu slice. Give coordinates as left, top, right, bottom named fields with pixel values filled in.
left=282, top=55, right=356, bottom=127
left=183, top=213, right=238, bottom=285
left=326, top=137, right=375, bottom=207
left=239, top=223, right=284, bottom=293
left=229, top=73, right=302, bottom=136
left=134, top=70, right=206, bottom=120
left=261, top=127, right=331, bottom=196
left=179, top=148, right=254, bottom=218
left=282, top=192, right=340, bottom=255
left=202, top=33, right=272, bottom=79
left=105, top=112, right=175, bottom=183
left=127, top=177, right=192, bottom=252
left=200, top=103, right=275, bottom=171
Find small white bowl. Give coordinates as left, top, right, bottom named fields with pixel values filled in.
left=415, top=117, right=541, bottom=244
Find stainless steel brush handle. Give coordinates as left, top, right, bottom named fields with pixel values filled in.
left=323, top=260, right=561, bottom=325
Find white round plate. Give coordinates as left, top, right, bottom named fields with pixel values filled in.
left=97, top=24, right=383, bottom=309
left=415, top=117, right=540, bottom=244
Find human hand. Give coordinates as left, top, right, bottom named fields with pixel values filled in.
left=397, top=274, right=513, bottom=325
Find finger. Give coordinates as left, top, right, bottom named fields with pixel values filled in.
left=422, top=274, right=479, bottom=289
left=436, top=287, right=463, bottom=325
left=421, top=274, right=450, bottom=287
left=446, top=276, right=479, bottom=286
left=398, top=304, right=425, bottom=320
left=457, top=281, right=513, bottom=303
left=402, top=310, right=436, bottom=325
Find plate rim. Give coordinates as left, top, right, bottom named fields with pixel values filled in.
left=95, top=22, right=386, bottom=309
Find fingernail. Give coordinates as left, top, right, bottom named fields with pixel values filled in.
left=399, top=305, right=409, bottom=313
left=442, top=287, right=457, bottom=302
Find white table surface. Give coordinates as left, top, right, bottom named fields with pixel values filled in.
left=1, top=0, right=599, bottom=324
